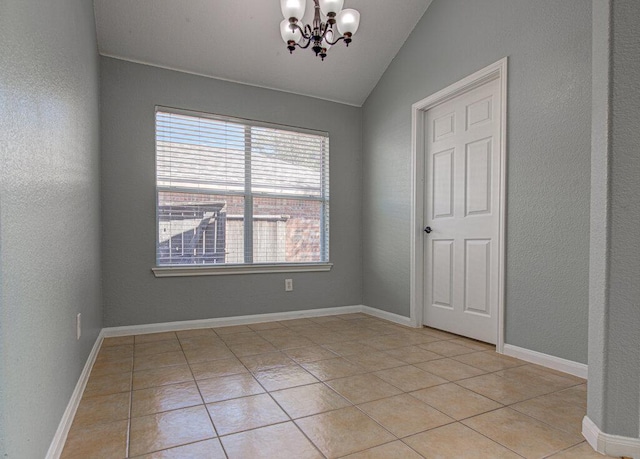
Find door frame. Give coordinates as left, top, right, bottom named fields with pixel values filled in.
left=409, top=57, right=508, bottom=353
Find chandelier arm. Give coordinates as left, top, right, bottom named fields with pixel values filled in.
left=324, top=35, right=345, bottom=46
left=295, top=37, right=313, bottom=49
left=290, top=22, right=313, bottom=40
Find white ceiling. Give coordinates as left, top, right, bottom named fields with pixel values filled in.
left=94, top=0, right=433, bottom=106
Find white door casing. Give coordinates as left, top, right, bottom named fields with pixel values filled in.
left=409, top=58, right=507, bottom=350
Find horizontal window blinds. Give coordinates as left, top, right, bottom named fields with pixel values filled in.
left=156, top=108, right=329, bottom=266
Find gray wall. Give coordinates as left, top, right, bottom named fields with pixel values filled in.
left=589, top=0, right=640, bottom=438
left=362, top=0, right=592, bottom=363
left=0, top=1, right=103, bottom=457
left=100, top=57, right=362, bottom=327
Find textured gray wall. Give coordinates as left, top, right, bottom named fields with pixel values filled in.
left=589, top=0, right=640, bottom=438
left=100, top=57, right=362, bottom=327
left=0, top=1, right=103, bottom=457
left=362, top=0, right=592, bottom=363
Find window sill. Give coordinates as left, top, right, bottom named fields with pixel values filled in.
left=152, top=263, right=333, bottom=278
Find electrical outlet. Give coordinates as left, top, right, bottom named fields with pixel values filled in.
left=285, top=279, right=293, bottom=292
left=76, top=313, right=82, bottom=340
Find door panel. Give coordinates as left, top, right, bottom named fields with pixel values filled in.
left=423, top=78, right=501, bottom=344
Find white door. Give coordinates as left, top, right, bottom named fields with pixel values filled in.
left=423, top=78, right=501, bottom=344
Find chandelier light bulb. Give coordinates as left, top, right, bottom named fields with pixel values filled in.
left=280, top=19, right=302, bottom=44
left=336, top=8, right=360, bottom=36
left=318, top=0, right=344, bottom=17
left=280, top=0, right=306, bottom=21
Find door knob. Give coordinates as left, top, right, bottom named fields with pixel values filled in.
left=424, top=226, right=432, bottom=234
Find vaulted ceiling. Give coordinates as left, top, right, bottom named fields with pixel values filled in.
left=94, top=0, right=433, bottom=106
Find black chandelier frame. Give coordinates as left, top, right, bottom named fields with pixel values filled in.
left=285, top=0, right=353, bottom=60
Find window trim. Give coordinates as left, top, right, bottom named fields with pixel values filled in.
left=152, top=262, right=333, bottom=277
left=153, top=106, right=331, bottom=274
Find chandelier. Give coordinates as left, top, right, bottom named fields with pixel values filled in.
left=279, top=0, right=361, bottom=61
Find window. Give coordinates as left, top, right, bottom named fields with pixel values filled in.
left=155, top=107, right=330, bottom=272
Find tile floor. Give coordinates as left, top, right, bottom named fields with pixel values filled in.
left=61, top=313, right=617, bottom=458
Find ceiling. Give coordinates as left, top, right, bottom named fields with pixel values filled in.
left=94, top=0, right=433, bottom=106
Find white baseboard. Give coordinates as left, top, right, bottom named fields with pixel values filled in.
left=45, top=331, right=104, bottom=459
left=360, top=306, right=414, bottom=328
left=583, top=415, right=640, bottom=458
left=102, top=305, right=364, bottom=337
left=502, top=344, right=588, bottom=379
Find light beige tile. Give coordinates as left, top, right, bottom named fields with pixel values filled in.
left=358, top=394, right=453, bottom=437
left=247, top=321, right=286, bottom=330
left=207, top=393, right=288, bottom=435
left=449, top=337, right=495, bottom=351
left=61, top=419, right=128, bottom=459
left=547, top=442, right=620, bottom=458
left=131, top=381, right=202, bottom=417
left=344, top=351, right=406, bottom=371
left=296, top=407, right=395, bottom=458
left=73, top=392, right=130, bottom=427
left=361, top=335, right=412, bottom=351
left=335, top=313, right=369, bottom=320
left=190, top=357, right=248, bottom=380
left=90, top=356, right=133, bottom=377
left=511, top=391, right=586, bottom=435
left=101, top=335, right=134, bottom=347
left=555, top=384, right=588, bottom=410
left=308, top=315, right=344, bottom=324
left=84, top=371, right=131, bottom=396
left=254, top=364, right=319, bottom=391
left=197, top=373, right=264, bottom=403
left=410, top=383, right=502, bottom=420
left=183, top=345, right=235, bottom=364
left=213, top=324, right=253, bottom=335
left=404, top=422, right=520, bottom=459
left=96, top=344, right=134, bottom=363
left=266, top=335, right=317, bottom=350
left=326, top=374, right=402, bottom=404
left=239, top=351, right=294, bottom=372
left=322, top=341, right=378, bottom=356
left=497, top=364, right=581, bottom=392
left=421, top=327, right=459, bottom=339
left=219, top=331, right=265, bottom=345
left=462, top=408, right=583, bottom=458
left=175, top=328, right=216, bottom=339
left=281, top=318, right=317, bottom=327
left=136, top=438, right=226, bottom=458
left=257, top=329, right=300, bottom=341
left=227, top=340, right=278, bottom=357
left=133, top=364, right=194, bottom=390
left=134, top=351, right=187, bottom=371
left=221, top=422, right=322, bottom=459
left=135, top=339, right=183, bottom=356
left=383, top=346, right=443, bottom=364
left=284, top=345, right=338, bottom=363
left=420, top=340, right=479, bottom=357
left=415, top=358, right=487, bottom=381
left=178, top=335, right=224, bottom=351
left=135, top=332, right=178, bottom=344
left=457, top=373, right=553, bottom=404
left=271, top=382, right=351, bottom=418
left=301, top=357, right=366, bottom=381
left=304, top=330, right=350, bottom=346
left=129, top=405, right=216, bottom=457
left=340, top=441, right=423, bottom=459
left=453, top=351, right=524, bottom=372
left=373, top=365, right=447, bottom=392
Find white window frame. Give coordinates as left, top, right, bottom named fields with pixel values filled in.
left=152, top=106, right=332, bottom=277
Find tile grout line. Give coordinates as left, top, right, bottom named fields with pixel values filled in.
left=177, top=329, right=228, bottom=459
